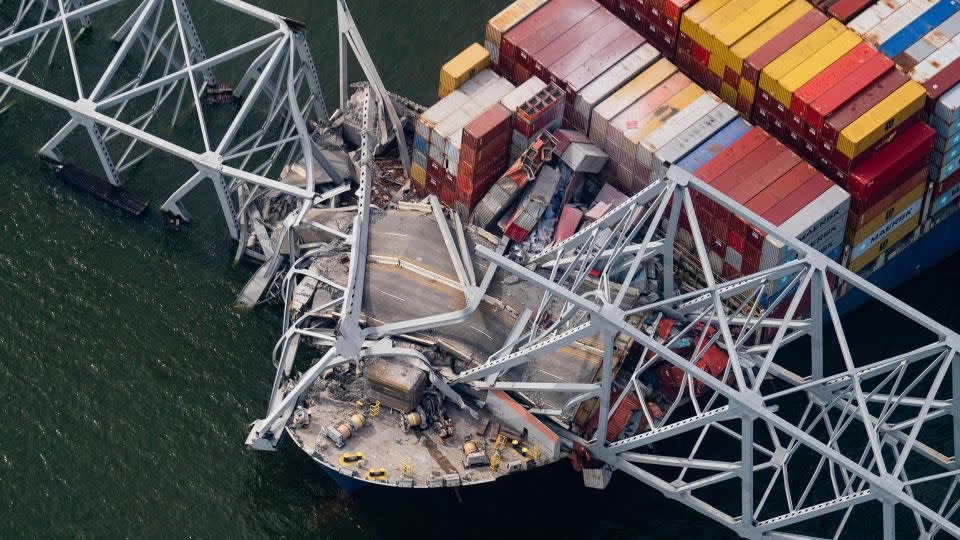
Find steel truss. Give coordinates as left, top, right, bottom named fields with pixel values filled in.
left=475, top=167, right=960, bottom=539
left=0, top=0, right=350, bottom=258
left=250, top=159, right=960, bottom=537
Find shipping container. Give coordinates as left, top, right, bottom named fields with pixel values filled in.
left=572, top=44, right=662, bottom=132
left=439, top=44, right=491, bottom=99
left=527, top=9, right=613, bottom=81
left=485, top=0, right=550, bottom=64
left=589, top=59, right=679, bottom=145
left=676, top=117, right=752, bottom=172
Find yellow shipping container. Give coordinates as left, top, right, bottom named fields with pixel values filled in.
left=694, top=0, right=755, bottom=53
left=726, top=1, right=810, bottom=77
left=846, top=183, right=926, bottom=245
left=411, top=163, right=427, bottom=186
left=591, top=60, right=678, bottom=144
left=837, top=81, right=927, bottom=158
left=680, top=0, right=731, bottom=42
left=771, top=30, right=862, bottom=108
left=624, top=85, right=705, bottom=157
left=758, top=19, right=844, bottom=99
left=485, top=0, right=549, bottom=48
left=739, top=79, right=756, bottom=103
left=846, top=199, right=922, bottom=273
left=720, top=82, right=738, bottom=104
left=709, top=0, right=793, bottom=77
left=439, top=44, right=490, bottom=99
left=726, top=0, right=813, bottom=79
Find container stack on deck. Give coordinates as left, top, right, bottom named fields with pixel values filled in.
left=584, top=0, right=960, bottom=273
left=418, top=0, right=960, bottom=284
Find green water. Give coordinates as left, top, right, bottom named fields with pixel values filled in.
left=0, top=1, right=958, bottom=538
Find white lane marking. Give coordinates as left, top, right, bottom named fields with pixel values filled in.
left=380, top=290, right=406, bottom=302
left=469, top=325, right=493, bottom=339
left=384, top=232, right=407, bottom=237
left=539, top=369, right=562, bottom=380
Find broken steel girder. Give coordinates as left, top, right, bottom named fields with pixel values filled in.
left=474, top=166, right=960, bottom=540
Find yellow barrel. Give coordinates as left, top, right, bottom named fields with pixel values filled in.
left=439, top=44, right=490, bottom=99
left=837, top=81, right=927, bottom=158
left=771, top=30, right=861, bottom=108
left=758, top=19, right=845, bottom=100
left=350, top=413, right=365, bottom=430
left=463, top=441, right=478, bottom=455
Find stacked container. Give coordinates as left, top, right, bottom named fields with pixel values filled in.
left=598, top=0, right=703, bottom=55
left=439, top=44, right=491, bottom=99
left=513, top=84, right=567, bottom=152
left=484, top=0, right=550, bottom=65
left=500, top=77, right=549, bottom=159
left=681, top=125, right=850, bottom=284
left=413, top=70, right=514, bottom=203
left=456, top=104, right=513, bottom=216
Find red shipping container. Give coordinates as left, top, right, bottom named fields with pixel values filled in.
left=828, top=113, right=922, bottom=172
left=828, top=0, right=875, bottom=23
left=530, top=11, right=615, bottom=81
left=936, top=170, right=960, bottom=196
left=742, top=10, right=828, bottom=90
left=708, top=138, right=784, bottom=220
left=921, top=58, right=960, bottom=112
left=501, top=0, right=596, bottom=78
left=762, top=173, right=833, bottom=227
left=820, top=69, right=909, bottom=146
left=548, top=20, right=634, bottom=85
left=792, top=42, right=878, bottom=129
left=440, top=182, right=456, bottom=207
left=460, top=129, right=511, bottom=168
left=518, top=4, right=603, bottom=78
left=742, top=162, right=821, bottom=248
left=726, top=150, right=803, bottom=240
left=562, top=30, right=645, bottom=98
left=806, top=53, right=894, bottom=135
left=462, top=104, right=512, bottom=150
left=692, top=128, right=770, bottom=212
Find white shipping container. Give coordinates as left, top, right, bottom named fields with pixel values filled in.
left=501, top=77, right=547, bottom=114
left=432, top=109, right=470, bottom=149
left=865, top=0, right=937, bottom=48
left=484, top=40, right=499, bottom=65
left=760, top=186, right=851, bottom=269
left=574, top=44, right=661, bottom=129
left=459, top=69, right=498, bottom=96
left=652, top=104, right=737, bottom=180
left=417, top=90, right=470, bottom=140
left=902, top=10, right=960, bottom=65
left=934, top=82, right=960, bottom=125
left=911, top=31, right=960, bottom=82
left=445, top=131, right=463, bottom=175
left=636, top=94, right=721, bottom=171
left=849, top=0, right=911, bottom=36
left=473, top=78, right=516, bottom=109
left=429, top=142, right=444, bottom=164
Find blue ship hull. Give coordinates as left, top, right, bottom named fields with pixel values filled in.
left=837, top=209, right=960, bottom=315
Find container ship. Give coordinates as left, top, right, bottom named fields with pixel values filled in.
left=244, top=1, right=960, bottom=536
